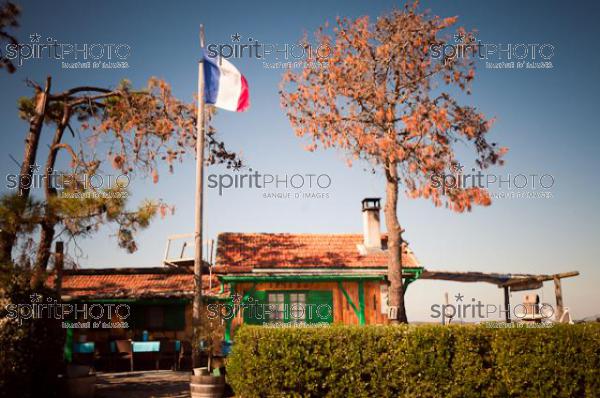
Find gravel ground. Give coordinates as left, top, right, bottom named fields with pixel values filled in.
left=95, top=370, right=192, bottom=398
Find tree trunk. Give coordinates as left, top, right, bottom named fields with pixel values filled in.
left=31, top=105, right=69, bottom=288
left=384, top=160, right=408, bottom=324
left=19, top=76, right=52, bottom=198
left=31, top=222, right=54, bottom=289
left=0, top=77, right=51, bottom=266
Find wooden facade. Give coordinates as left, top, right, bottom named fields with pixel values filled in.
left=212, top=229, right=424, bottom=341
left=231, top=280, right=389, bottom=327
left=213, top=271, right=429, bottom=342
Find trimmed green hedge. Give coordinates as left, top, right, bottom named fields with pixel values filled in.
left=227, top=324, right=600, bottom=397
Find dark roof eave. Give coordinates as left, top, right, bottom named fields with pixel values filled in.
left=217, top=273, right=409, bottom=283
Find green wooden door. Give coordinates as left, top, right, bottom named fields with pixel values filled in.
left=164, top=305, right=186, bottom=330
left=243, top=290, right=267, bottom=325
left=307, top=290, right=333, bottom=324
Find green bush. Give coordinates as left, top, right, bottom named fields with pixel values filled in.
left=226, top=323, right=600, bottom=398
left=0, top=269, right=65, bottom=398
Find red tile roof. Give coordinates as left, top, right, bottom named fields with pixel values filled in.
left=50, top=233, right=420, bottom=299
left=215, top=233, right=420, bottom=271
left=50, top=268, right=222, bottom=300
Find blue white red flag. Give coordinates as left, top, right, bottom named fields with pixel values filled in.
left=203, top=51, right=250, bottom=112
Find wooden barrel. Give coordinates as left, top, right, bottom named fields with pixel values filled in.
left=190, top=375, right=225, bottom=398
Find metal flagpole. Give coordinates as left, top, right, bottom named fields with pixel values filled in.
left=192, top=24, right=206, bottom=369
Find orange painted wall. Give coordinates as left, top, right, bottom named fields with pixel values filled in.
left=229, top=281, right=389, bottom=330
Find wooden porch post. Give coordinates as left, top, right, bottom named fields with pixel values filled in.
left=357, top=280, right=366, bottom=325
left=54, top=241, right=64, bottom=295
left=553, top=275, right=564, bottom=322
left=503, top=286, right=511, bottom=323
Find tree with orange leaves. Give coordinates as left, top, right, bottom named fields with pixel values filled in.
left=280, top=2, right=506, bottom=323
left=1, top=76, right=241, bottom=287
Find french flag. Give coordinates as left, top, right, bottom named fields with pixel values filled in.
left=203, top=51, right=250, bottom=112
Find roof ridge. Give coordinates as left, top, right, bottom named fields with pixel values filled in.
left=217, top=232, right=377, bottom=236
left=215, top=233, right=419, bottom=269
left=63, top=267, right=192, bottom=275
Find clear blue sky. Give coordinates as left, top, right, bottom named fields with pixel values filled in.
left=1, top=0, right=599, bottom=321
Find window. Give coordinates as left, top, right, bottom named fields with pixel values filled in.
left=145, top=306, right=164, bottom=329
left=244, top=290, right=333, bottom=325
left=131, top=304, right=186, bottom=331
left=289, top=293, right=306, bottom=323
left=267, top=293, right=285, bottom=321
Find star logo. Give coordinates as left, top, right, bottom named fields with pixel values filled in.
left=231, top=33, right=241, bottom=42
left=231, top=161, right=243, bottom=172
left=454, top=293, right=464, bottom=302
left=453, top=32, right=465, bottom=43
left=29, top=33, right=41, bottom=43
left=231, top=293, right=243, bottom=304
left=30, top=293, right=42, bottom=303
left=30, top=163, right=41, bottom=173
left=450, top=163, right=464, bottom=173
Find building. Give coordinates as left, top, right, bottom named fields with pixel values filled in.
left=52, top=196, right=578, bottom=364
left=55, top=198, right=422, bottom=355
left=212, top=198, right=423, bottom=341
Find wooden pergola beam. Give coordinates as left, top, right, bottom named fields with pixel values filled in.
left=536, top=271, right=579, bottom=282
left=420, top=270, right=579, bottom=288
left=420, top=270, right=510, bottom=285
left=502, top=271, right=579, bottom=287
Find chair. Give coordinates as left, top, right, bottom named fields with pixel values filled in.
left=94, top=341, right=113, bottom=371
left=115, top=340, right=134, bottom=371
left=178, top=340, right=193, bottom=370
left=72, top=342, right=95, bottom=366
left=72, top=352, right=94, bottom=366
left=157, top=340, right=178, bottom=370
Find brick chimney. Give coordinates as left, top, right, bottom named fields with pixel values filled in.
left=361, top=198, right=382, bottom=251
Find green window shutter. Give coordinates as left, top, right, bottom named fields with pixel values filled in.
left=164, top=305, right=186, bottom=331
left=243, top=290, right=267, bottom=325
left=307, top=290, right=334, bottom=324
left=131, top=305, right=145, bottom=329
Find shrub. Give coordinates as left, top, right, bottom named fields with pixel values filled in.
left=0, top=268, right=65, bottom=398
left=227, top=323, right=600, bottom=398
